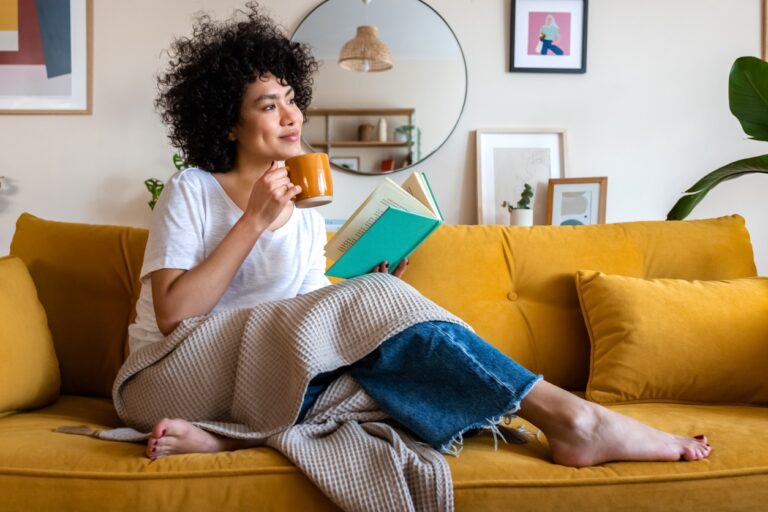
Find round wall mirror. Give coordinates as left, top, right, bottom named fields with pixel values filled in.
left=292, top=0, right=468, bottom=175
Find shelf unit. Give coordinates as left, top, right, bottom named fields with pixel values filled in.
left=306, top=108, right=415, bottom=174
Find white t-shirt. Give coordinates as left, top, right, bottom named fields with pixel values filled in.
left=128, top=168, right=330, bottom=353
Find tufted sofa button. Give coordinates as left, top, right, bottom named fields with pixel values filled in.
left=507, top=291, right=518, bottom=301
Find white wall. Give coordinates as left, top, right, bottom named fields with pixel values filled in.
left=1, top=0, right=765, bottom=272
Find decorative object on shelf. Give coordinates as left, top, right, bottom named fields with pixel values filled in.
left=330, top=156, right=360, bottom=172
left=546, top=177, right=607, bottom=226
left=668, top=56, right=768, bottom=220
left=358, top=123, right=375, bottom=141
left=501, top=183, right=534, bottom=226
left=377, top=117, right=387, bottom=142
left=394, top=124, right=421, bottom=162
left=0, top=0, right=93, bottom=114
left=380, top=158, right=396, bottom=172
left=338, top=0, right=393, bottom=72
left=292, top=0, right=467, bottom=174
left=509, top=0, right=588, bottom=74
left=476, top=129, right=567, bottom=225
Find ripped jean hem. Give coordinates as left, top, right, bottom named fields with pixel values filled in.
left=437, top=373, right=542, bottom=456
left=427, top=322, right=544, bottom=455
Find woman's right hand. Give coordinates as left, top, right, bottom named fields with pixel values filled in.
left=244, top=161, right=302, bottom=228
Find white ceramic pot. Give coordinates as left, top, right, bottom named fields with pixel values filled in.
left=509, top=209, right=533, bottom=226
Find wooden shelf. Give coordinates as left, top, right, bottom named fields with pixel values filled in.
left=308, top=141, right=411, bottom=148
left=304, top=107, right=416, bottom=173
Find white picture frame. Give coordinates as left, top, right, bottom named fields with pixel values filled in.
left=546, top=177, right=607, bottom=225
left=476, top=129, right=567, bottom=225
left=0, top=0, right=93, bottom=114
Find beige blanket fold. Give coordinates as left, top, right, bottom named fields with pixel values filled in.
left=109, top=273, right=468, bottom=512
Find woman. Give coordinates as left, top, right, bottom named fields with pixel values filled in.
left=539, top=14, right=564, bottom=55
left=127, top=3, right=710, bottom=468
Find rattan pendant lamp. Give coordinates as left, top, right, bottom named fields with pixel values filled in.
left=338, top=0, right=393, bottom=72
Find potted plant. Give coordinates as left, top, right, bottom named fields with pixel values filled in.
left=502, top=183, right=534, bottom=226
left=144, top=154, right=186, bottom=210
left=667, top=56, right=768, bottom=220
left=393, top=124, right=421, bottom=163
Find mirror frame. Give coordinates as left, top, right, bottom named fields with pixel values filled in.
left=292, top=0, right=469, bottom=175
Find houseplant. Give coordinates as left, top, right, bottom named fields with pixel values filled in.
left=502, top=183, right=534, bottom=226
left=144, top=154, right=186, bottom=210
left=667, top=56, right=768, bottom=220
left=393, top=124, right=421, bottom=163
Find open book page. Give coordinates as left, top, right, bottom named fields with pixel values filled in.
left=325, top=178, right=435, bottom=261
left=400, top=172, right=443, bottom=221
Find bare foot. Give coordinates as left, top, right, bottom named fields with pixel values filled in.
left=146, top=418, right=259, bottom=459
left=518, top=380, right=712, bottom=467
left=545, top=401, right=711, bottom=467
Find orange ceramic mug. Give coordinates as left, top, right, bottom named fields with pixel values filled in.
left=284, top=153, right=333, bottom=208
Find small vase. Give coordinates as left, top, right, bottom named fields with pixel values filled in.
left=509, top=209, right=533, bottom=226
left=377, top=117, right=387, bottom=142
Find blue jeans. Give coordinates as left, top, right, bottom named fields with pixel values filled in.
left=541, top=39, right=564, bottom=55
left=298, top=321, right=542, bottom=453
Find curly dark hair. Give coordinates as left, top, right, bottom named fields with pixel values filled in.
left=155, top=2, right=318, bottom=172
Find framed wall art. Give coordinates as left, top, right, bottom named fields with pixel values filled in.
left=510, top=0, right=588, bottom=73
left=0, top=0, right=93, bottom=114
left=476, top=129, right=567, bottom=225
left=546, top=177, right=607, bottom=225
left=330, top=156, right=360, bottom=172
left=763, top=0, right=768, bottom=60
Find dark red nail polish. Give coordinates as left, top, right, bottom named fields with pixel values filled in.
left=161, top=429, right=167, bottom=437
left=694, top=435, right=705, bottom=440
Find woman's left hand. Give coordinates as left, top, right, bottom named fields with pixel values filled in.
left=371, top=258, right=409, bottom=278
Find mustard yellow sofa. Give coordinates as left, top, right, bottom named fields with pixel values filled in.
left=2, top=212, right=767, bottom=512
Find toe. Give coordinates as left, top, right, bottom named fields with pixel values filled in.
left=152, top=418, right=171, bottom=439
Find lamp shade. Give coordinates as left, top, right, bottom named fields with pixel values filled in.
left=338, top=25, right=393, bottom=72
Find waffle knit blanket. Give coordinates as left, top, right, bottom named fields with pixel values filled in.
left=109, top=273, right=468, bottom=512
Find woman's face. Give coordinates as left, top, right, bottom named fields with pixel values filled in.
left=230, top=73, right=303, bottom=164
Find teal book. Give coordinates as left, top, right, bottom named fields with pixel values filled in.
left=325, top=172, right=443, bottom=279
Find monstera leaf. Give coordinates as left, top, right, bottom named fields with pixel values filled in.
left=667, top=57, right=768, bottom=220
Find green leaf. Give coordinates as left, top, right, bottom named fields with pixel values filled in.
left=172, top=153, right=186, bottom=170
left=666, top=154, right=768, bottom=220
left=729, top=56, right=768, bottom=141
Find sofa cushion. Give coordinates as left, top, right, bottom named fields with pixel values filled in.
left=0, top=256, right=60, bottom=415
left=405, top=216, right=756, bottom=391
left=577, top=271, right=768, bottom=405
left=9, top=213, right=148, bottom=398
left=1, top=396, right=767, bottom=511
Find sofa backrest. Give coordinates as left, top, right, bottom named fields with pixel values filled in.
left=403, top=215, right=756, bottom=391
left=10, top=213, right=148, bottom=398
left=9, top=213, right=756, bottom=397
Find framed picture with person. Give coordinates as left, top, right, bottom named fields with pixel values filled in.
left=509, top=0, right=588, bottom=73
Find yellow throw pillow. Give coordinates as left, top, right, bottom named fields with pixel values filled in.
left=0, top=256, right=60, bottom=414
left=576, top=271, right=768, bottom=405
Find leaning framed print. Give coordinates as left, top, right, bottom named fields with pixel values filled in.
left=510, top=0, right=588, bottom=73
left=546, top=177, right=607, bottom=225
left=476, top=129, right=567, bottom=225
left=0, top=0, right=93, bottom=114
